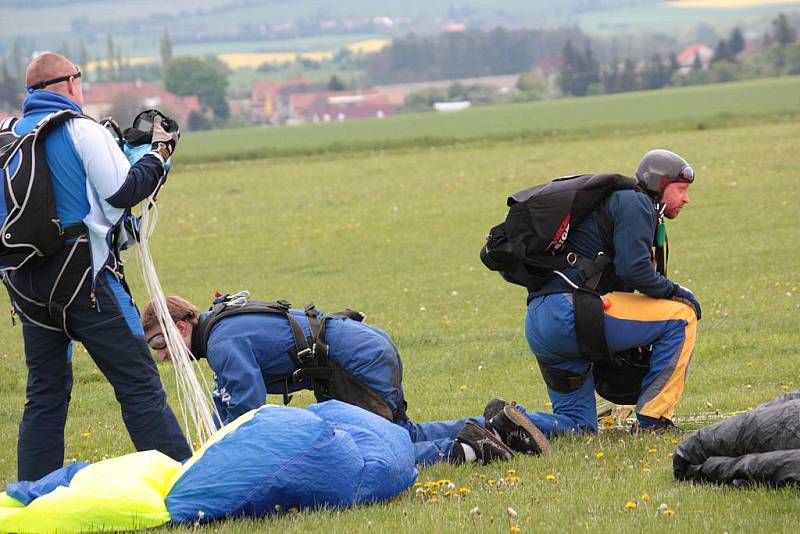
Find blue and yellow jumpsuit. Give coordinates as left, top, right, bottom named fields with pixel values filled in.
left=524, top=189, right=698, bottom=433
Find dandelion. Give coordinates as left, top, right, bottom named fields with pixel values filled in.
left=459, top=487, right=471, bottom=495
left=470, top=506, right=481, bottom=515
left=458, top=384, right=468, bottom=391
left=641, top=492, right=651, bottom=502
left=642, top=467, right=651, bottom=474
left=511, top=527, right=521, bottom=533
left=658, top=503, right=669, bottom=512
left=507, top=507, right=518, bottom=518
left=82, top=431, right=91, bottom=438
left=415, top=487, right=424, bottom=495
left=596, top=451, right=605, bottom=459
left=625, top=501, right=637, bottom=509
left=665, top=509, right=675, bottom=516
left=746, top=362, right=753, bottom=367
left=507, top=469, right=516, bottom=475
left=648, top=447, right=658, bottom=453
left=545, top=473, right=556, bottom=481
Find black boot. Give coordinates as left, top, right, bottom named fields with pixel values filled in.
left=630, top=418, right=682, bottom=435
left=484, top=398, right=551, bottom=456
left=453, top=420, right=515, bottom=465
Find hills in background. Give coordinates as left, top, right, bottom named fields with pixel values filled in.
left=3, top=0, right=800, bottom=59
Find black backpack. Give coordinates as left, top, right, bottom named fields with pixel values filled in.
left=0, top=110, right=87, bottom=271
left=480, top=173, right=637, bottom=291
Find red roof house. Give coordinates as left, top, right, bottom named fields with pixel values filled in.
left=81, top=81, right=202, bottom=125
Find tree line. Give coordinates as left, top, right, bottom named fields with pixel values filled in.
left=558, top=12, right=799, bottom=97
left=364, top=27, right=591, bottom=84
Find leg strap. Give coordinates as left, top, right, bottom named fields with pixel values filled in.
left=536, top=360, right=592, bottom=393
left=573, top=288, right=610, bottom=364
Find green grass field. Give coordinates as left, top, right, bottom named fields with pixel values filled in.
left=0, top=80, right=799, bottom=531
left=179, top=76, right=800, bottom=163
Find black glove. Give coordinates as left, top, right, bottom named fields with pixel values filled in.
left=150, top=114, right=180, bottom=161
left=671, top=284, right=701, bottom=320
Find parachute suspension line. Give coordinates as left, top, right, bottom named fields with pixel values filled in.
left=136, top=191, right=220, bottom=450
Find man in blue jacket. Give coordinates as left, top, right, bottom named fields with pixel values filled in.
left=2, top=53, right=190, bottom=481
left=142, top=294, right=552, bottom=466
left=523, top=149, right=701, bottom=435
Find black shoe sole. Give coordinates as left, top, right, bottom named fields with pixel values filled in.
left=504, top=405, right=552, bottom=455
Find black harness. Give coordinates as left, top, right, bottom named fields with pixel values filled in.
left=192, top=295, right=405, bottom=421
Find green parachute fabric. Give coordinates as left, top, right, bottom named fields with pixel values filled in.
left=0, top=450, right=178, bottom=532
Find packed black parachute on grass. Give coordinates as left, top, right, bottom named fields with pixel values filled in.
left=674, top=391, right=800, bottom=487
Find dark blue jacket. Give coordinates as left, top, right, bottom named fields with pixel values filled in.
left=531, top=189, right=675, bottom=299
left=203, top=308, right=404, bottom=424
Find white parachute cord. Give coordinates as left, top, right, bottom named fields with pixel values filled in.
left=598, top=408, right=750, bottom=432
left=135, top=189, right=220, bottom=451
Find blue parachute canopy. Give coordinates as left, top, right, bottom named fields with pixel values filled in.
left=166, top=400, right=417, bottom=523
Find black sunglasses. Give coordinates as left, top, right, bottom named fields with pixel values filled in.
left=27, top=68, right=82, bottom=93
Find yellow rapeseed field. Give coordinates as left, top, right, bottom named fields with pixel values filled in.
left=86, top=38, right=392, bottom=72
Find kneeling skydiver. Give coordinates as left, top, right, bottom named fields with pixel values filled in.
left=142, top=292, right=551, bottom=466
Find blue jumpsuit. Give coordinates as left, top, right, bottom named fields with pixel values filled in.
left=524, top=189, right=698, bottom=433
left=203, top=307, right=525, bottom=465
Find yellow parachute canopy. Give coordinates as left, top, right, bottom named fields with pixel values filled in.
left=0, top=450, right=180, bottom=533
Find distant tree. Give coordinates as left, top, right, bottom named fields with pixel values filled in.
left=642, top=53, right=667, bottom=90
left=669, top=52, right=679, bottom=75
left=713, top=38, right=732, bottom=64
left=730, top=27, right=746, bottom=56
left=164, top=56, right=230, bottom=121
left=326, top=75, right=346, bottom=91
left=692, top=52, right=703, bottom=72
left=105, top=33, right=118, bottom=79
left=618, top=57, right=639, bottom=92
left=0, top=62, right=21, bottom=109
left=11, top=39, right=25, bottom=81
left=160, top=28, right=173, bottom=67
left=578, top=42, right=600, bottom=94
left=77, top=39, right=90, bottom=81
left=602, top=55, right=620, bottom=93
left=772, top=13, right=797, bottom=47
left=558, top=40, right=581, bottom=95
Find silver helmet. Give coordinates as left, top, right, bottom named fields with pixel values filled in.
left=635, top=149, right=695, bottom=199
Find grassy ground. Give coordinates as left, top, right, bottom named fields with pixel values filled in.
left=0, top=100, right=798, bottom=530
left=178, top=76, right=800, bottom=163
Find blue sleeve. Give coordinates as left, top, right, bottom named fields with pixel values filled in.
left=208, top=337, right=267, bottom=425
left=105, top=153, right=165, bottom=208
left=609, top=191, right=675, bottom=298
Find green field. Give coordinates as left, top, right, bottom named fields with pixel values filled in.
left=179, top=76, right=800, bottom=163
left=0, top=81, right=799, bottom=531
